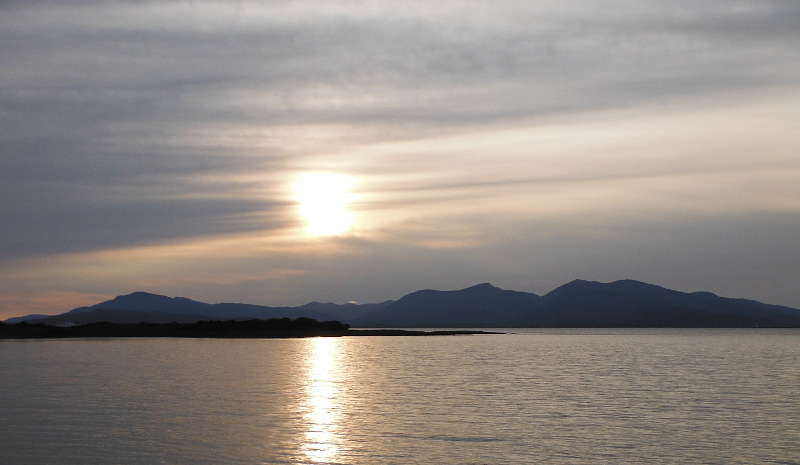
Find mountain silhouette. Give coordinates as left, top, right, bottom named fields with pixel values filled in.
left=38, top=292, right=336, bottom=325
left=67, top=292, right=213, bottom=315
left=350, top=283, right=541, bottom=327
left=349, top=279, right=800, bottom=327
left=6, top=279, right=800, bottom=327
left=532, top=279, right=800, bottom=326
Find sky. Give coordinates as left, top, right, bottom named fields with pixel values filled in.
left=2, top=0, right=799, bottom=319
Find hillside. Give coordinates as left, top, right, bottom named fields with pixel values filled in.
left=6, top=280, right=800, bottom=328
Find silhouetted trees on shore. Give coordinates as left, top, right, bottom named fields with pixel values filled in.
left=0, top=317, right=350, bottom=339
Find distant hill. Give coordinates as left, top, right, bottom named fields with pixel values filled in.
left=351, top=283, right=541, bottom=327
left=523, top=279, right=800, bottom=327
left=39, top=309, right=213, bottom=325
left=297, top=301, right=395, bottom=322
left=31, top=292, right=339, bottom=326
left=350, top=279, right=800, bottom=327
left=6, top=280, right=800, bottom=327
left=4, top=314, right=51, bottom=324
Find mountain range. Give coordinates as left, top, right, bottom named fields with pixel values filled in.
left=6, top=279, right=800, bottom=327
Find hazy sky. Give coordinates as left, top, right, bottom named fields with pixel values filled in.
left=2, top=0, right=799, bottom=318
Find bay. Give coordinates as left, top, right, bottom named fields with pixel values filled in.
left=1, top=329, right=799, bottom=464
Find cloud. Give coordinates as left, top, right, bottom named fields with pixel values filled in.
left=1, top=1, right=799, bottom=316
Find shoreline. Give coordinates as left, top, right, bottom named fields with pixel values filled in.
left=0, top=319, right=501, bottom=339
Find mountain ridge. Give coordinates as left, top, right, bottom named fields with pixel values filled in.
left=6, top=279, right=800, bottom=328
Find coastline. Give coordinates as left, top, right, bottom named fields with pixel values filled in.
left=0, top=319, right=500, bottom=339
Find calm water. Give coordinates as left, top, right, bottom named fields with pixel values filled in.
left=1, top=330, right=799, bottom=465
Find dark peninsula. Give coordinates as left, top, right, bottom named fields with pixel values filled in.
left=0, top=317, right=497, bottom=339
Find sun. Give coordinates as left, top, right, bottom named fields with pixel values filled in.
left=294, top=173, right=355, bottom=236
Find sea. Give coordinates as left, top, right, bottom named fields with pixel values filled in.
left=1, top=329, right=798, bottom=465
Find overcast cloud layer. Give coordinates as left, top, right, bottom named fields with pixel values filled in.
left=2, top=1, right=799, bottom=318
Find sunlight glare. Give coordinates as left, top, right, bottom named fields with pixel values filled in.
left=294, top=173, right=355, bottom=236
left=302, top=337, right=341, bottom=464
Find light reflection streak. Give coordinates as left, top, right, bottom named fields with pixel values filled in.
left=302, top=337, right=341, bottom=464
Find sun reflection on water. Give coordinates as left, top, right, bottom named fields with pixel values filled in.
left=302, top=337, right=341, bottom=464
